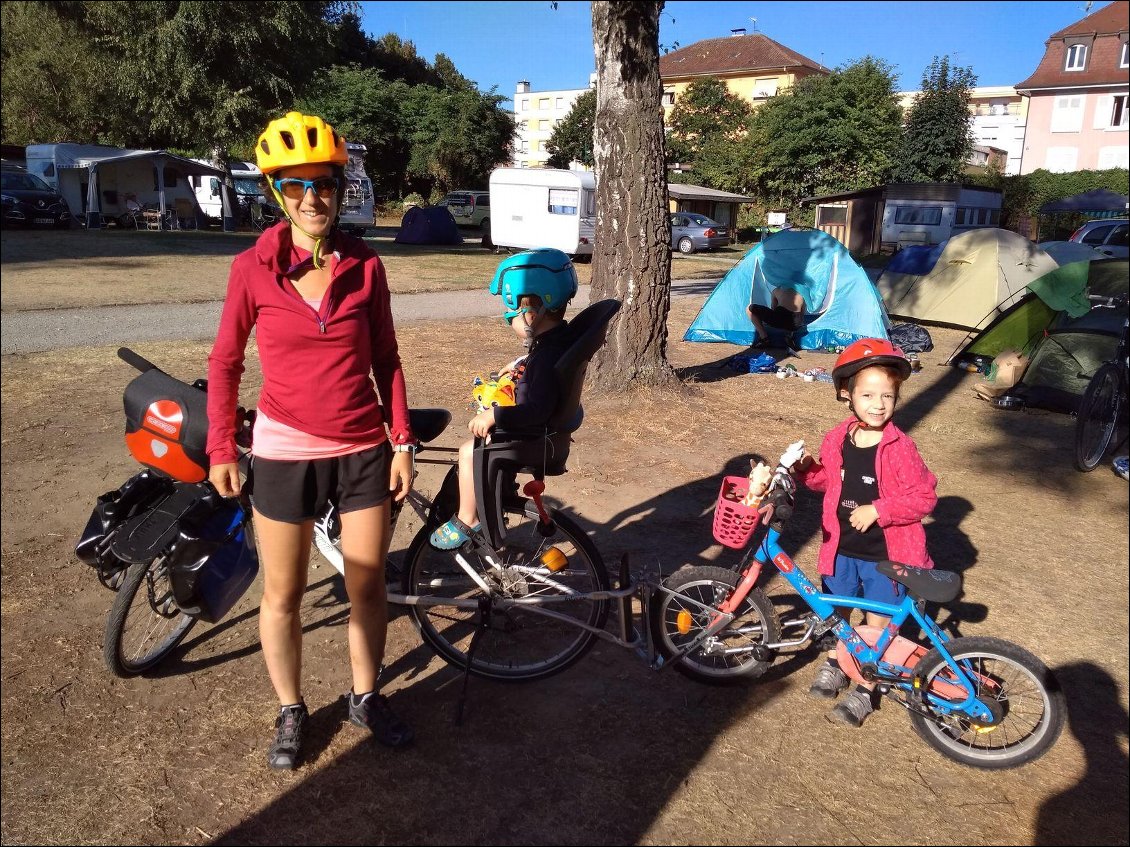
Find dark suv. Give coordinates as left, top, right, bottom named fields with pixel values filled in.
left=1, top=169, right=72, bottom=229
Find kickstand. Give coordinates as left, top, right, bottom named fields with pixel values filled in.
left=455, top=595, right=492, bottom=726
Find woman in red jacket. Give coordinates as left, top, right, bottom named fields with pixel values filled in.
left=794, top=339, right=938, bottom=728
left=206, top=112, right=416, bottom=769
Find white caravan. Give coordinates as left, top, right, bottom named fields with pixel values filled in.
left=188, top=160, right=264, bottom=225
left=489, top=168, right=596, bottom=257
left=339, top=142, right=374, bottom=235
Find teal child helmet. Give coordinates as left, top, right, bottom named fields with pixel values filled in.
left=489, top=248, right=578, bottom=323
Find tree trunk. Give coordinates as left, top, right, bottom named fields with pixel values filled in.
left=589, top=1, right=676, bottom=389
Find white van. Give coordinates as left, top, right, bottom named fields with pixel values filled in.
left=489, top=168, right=596, bottom=257
left=339, top=142, right=374, bottom=235
left=189, top=160, right=264, bottom=225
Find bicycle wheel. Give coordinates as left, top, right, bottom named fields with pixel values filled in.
left=650, top=566, right=781, bottom=684
left=908, top=636, right=1065, bottom=769
left=1074, top=363, right=1123, bottom=472
left=103, top=557, right=196, bottom=677
left=402, top=504, right=609, bottom=681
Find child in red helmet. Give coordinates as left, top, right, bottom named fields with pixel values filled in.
left=793, top=338, right=938, bottom=727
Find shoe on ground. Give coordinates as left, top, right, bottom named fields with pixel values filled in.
left=827, top=688, right=875, bottom=728
left=809, top=662, right=850, bottom=699
left=267, top=702, right=308, bottom=770
left=1113, top=456, right=1129, bottom=480
left=348, top=690, right=414, bottom=748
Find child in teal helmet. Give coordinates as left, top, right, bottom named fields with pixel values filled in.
left=430, top=249, right=579, bottom=550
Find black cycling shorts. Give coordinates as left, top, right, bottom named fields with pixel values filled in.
left=249, top=443, right=391, bottom=524
left=750, top=303, right=805, bottom=331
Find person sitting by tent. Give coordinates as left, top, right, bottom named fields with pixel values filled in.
left=747, top=286, right=807, bottom=349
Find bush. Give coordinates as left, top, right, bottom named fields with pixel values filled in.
left=966, top=167, right=1129, bottom=238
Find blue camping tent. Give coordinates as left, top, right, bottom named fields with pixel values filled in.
left=394, top=205, right=462, bottom=245
left=683, top=229, right=891, bottom=349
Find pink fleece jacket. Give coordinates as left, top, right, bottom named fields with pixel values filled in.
left=796, top=418, right=938, bottom=576
left=206, top=221, right=413, bottom=465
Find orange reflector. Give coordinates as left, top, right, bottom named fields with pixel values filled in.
left=677, top=610, right=693, bottom=635
left=539, top=546, right=568, bottom=572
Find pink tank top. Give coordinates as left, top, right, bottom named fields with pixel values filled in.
left=251, top=296, right=387, bottom=461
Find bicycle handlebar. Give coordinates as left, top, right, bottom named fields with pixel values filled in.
left=1086, top=294, right=1129, bottom=309
left=117, top=347, right=161, bottom=374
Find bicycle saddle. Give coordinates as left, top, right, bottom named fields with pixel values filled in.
left=408, top=408, right=451, bottom=444
left=877, top=560, right=962, bottom=604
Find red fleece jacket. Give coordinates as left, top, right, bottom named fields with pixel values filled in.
left=206, top=221, right=413, bottom=465
left=796, top=418, right=938, bottom=576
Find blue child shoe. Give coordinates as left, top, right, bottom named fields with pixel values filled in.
left=430, top=516, right=480, bottom=550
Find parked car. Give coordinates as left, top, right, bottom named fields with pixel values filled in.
left=670, top=212, right=729, bottom=254
left=1068, top=218, right=1129, bottom=258
left=438, top=190, right=491, bottom=234
left=1, top=169, right=72, bottom=229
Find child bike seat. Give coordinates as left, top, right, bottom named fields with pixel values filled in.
left=473, top=299, right=621, bottom=547
left=876, top=560, right=962, bottom=604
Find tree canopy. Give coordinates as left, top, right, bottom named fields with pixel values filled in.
left=1, top=0, right=515, bottom=198
left=893, top=55, right=977, bottom=183
left=545, top=89, right=596, bottom=169
left=744, top=57, right=904, bottom=207
left=665, top=76, right=752, bottom=166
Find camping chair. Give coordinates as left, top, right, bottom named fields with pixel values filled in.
left=471, top=298, right=622, bottom=548
left=172, top=198, right=198, bottom=230
left=120, top=197, right=144, bottom=230
left=248, top=201, right=279, bottom=232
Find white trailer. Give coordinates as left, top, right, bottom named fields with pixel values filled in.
left=339, top=142, right=374, bottom=235
left=489, top=167, right=596, bottom=257
left=188, top=160, right=264, bottom=225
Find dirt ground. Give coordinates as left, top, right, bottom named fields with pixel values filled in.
left=1, top=229, right=1128, bottom=846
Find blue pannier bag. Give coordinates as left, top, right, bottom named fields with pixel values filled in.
left=168, top=497, right=258, bottom=624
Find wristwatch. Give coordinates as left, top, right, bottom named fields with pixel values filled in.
left=392, top=442, right=417, bottom=454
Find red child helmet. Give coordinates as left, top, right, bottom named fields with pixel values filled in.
left=832, top=338, right=911, bottom=398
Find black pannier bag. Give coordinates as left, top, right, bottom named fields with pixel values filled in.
left=75, top=470, right=173, bottom=588
left=167, top=494, right=259, bottom=624
left=123, top=368, right=211, bottom=483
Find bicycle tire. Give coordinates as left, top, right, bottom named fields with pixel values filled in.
left=649, top=566, right=780, bottom=684
left=402, top=504, right=610, bottom=682
left=103, top=557, right=196, bottom=677
left=908, top=636, right=1065, bottom=769
left=1074, top=363, right=1122, bottom=472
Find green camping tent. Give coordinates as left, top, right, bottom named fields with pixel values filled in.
left=949, top=258, right=1128, bottom=414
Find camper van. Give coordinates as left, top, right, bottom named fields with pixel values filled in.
left=339, top=142, right=374, bottom=235
left=25, top=143, right=220, bottom=227
left=489, top=168, right=596, bottom=257
left=188, top=160, right=265, bottom=225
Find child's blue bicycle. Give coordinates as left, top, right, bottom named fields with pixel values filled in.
left=650, top=446, right=1066, bottom=770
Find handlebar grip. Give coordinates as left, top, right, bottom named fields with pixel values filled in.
left=117, top=347, right=161, bottom=374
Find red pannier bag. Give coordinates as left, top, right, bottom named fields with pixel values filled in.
left=123, top=368, right=210, bottom=483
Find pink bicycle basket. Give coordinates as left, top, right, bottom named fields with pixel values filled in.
left=712, top=476, right=763, bottom=549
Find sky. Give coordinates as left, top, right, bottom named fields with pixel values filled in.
left=358, top=0, right=1110, bottom=103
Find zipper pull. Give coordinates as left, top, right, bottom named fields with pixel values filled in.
left=319, top=318, right=326, bottom=334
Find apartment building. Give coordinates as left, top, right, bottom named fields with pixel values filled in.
left=511, top=76, right=596, bottom=170
left=1015, top=1, right=1129, bottom=174
left=897, top=86, right=1029, bottom=176
left=657, top=28, right=828, bottom=118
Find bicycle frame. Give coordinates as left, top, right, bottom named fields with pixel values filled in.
left=731, top=522, right=996, bottom=724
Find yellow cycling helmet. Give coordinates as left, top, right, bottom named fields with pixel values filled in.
left=256, top=112, right=347, bottom=175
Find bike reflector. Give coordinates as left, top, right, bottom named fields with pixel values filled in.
left=123, top=368, right=210, bottom=482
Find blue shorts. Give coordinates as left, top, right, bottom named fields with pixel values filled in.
left=823, top=554, right=906, bottom=607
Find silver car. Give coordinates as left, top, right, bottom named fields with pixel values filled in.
left=1069, top=218, right=1129, bottom=258
left=670, top=212, right=730, bottom=254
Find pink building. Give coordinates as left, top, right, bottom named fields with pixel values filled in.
left=1016, top=1, right=1129, bottom=174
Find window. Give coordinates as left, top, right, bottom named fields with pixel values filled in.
left=1107, top=224, right=1129, bottom=248
left=538, top=97, right=550, bottom=109
left=1080, top=224, right=1116, bottom=246
left=1051, top=95, right=1084, bottom=132
left=1112, top=95, right=1128, bottom=128
left=662, top=90, right=675, bottom=106
left=555, top=97, right=564, bottom=109
left=521, top=98, right=529, bottom=110
left=1045, top=146, right=1078, bottom=171
left=1121, top=42, right=1129, bottom=68
left=1065, top=43, right=1087, bottom=71
left=752, top=78, right=779, bottom=99
left=1098, top=145, right=1130, bottom=169
left=539, top=119, right=551, bottom=130
left=816, top=205, right=847, bottom=226
left=548, top=188, right=578, bottom=215
left=893, top=206, right=942, bottom=226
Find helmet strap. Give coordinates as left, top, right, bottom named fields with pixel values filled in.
left=269, top=182, right=337, bottom=270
